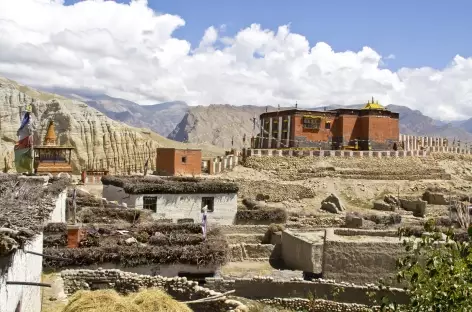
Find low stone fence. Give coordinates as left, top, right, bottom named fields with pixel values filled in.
left=61, top=269, right=246, bottom=312
left=258, top=298, right=372, bottom=312
left=202, top=154, right=240, bottom=175
left=205, top=277, right=408, bottom=306
left=246, top=149, right=429, bottom=158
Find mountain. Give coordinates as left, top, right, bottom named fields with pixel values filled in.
left=0, top=77, right=223, bottom=173
left=386, top=105, right=472, bottom=142
left=167, top=103, right=472, bottom=149
left=168, top=104, right=278, bottom=149
left=47, top=89, right=188, bottom=137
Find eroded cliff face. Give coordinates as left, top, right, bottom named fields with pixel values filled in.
left=0, top=77, right=163, bottom=173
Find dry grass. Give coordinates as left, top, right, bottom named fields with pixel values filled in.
left=131, top=288, right=192, bottom=312
left=62, top=288, right=191, bottom=312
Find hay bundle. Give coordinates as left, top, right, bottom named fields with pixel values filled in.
left=62, top=290, right=140, bottom=312
left=62, top=289, right=192, bottom=312
left=131, top=288, right=192, bottom=312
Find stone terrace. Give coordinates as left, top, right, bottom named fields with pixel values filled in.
left=244, top=155, right=450, bottom=180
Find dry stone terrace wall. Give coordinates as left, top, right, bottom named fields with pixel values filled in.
left=258, top=298, right=373, bottom=312
left=61, top=269, right=247, bottom=312
left=205, top=277, right=408, bottom=306
left=243, top=155, right=450, bottom=180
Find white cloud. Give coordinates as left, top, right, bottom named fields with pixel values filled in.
left=0, top=0, right=472, bottom=120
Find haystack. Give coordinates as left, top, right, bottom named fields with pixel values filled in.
left=62, top=289, right=193, bottom=312
left=62, top=289, right=140, bottom=312
left=131, top=288, right=193, bottom=312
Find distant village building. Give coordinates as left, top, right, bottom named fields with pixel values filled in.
left=155, top=148, right=202, bottom=176
left=255, top=98, right=399, bottom=151
left=102, top=176, right=238, bottom=225
left=34, top=120, right=74, bottom=176
left=0, top=175, right=68, bottom=312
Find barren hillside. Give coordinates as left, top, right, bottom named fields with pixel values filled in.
left=0, top=77, right=224, bottom=173
left=167, top=104, right=472, bottom=149
left=167, top=104, right=278, bottom=149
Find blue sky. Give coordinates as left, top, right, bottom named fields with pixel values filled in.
left=64, top=0, right=472, bottom=71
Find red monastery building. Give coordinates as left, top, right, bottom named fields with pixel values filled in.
left=254, top=98, right=399, bottom=151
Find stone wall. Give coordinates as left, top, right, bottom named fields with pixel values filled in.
left=57, top=263, right=218, bottom=278
left=258, top=298, right=372, bottom=312
left=281, top=230, right=324, bottom=273
left=61, top=269, right=247, bottom=312
left=246, top=148, right=429, bottom=158
left=399, top=134, right=472, bottom=153
left=202, top=154, right=240, bottom=175
left=205, top=277, right=408, bottom=306
left=0, top=234, right=44, bottom=312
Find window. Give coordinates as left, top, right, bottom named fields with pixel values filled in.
left=302, top=117, right=321, bottom=129
left=181, top=156, right=187, bottom=163
left=143, top=196, right=157, bottom=211
left=201, top=197, right=214, bottom=212
left=325, top=121, right=331, bottom=129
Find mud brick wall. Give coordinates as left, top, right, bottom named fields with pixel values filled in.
left=61, top=269, right=246, bottom=312
left=229, top=243, right=280, bottom=261
left=205, top=277, right=408, bottom=306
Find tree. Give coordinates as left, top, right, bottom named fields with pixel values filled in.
left=378, top=220, right=472, bottom=312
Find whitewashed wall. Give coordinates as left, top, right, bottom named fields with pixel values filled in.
left=102, top=185, right=237, bottom=225
left=48, top=190, right=67, bottom=223
left=0, top=234, right=43, bottom=312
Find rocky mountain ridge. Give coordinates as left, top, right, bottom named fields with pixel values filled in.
left=0, top=77, right=223, bottom=173
left=167, top=104, right=472, bottom=149
left=38, top=88, right=472, bottom=149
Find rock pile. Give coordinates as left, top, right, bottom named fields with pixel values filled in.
left=321, top=194, right=345, bottom=214
left=61, top=269, right=247, bottom=312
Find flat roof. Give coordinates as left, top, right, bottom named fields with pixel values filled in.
left=101, top=175, right=238, bottom=195
left=260, top=107, right=398, bottom=119
left=0, top=174, right=70, bottom=257
left=35, top=145, right=75, bottom=149
left=156, top=147, right=202, bottom=151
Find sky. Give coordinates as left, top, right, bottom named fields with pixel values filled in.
left=1, top=0, right=472, bottom=120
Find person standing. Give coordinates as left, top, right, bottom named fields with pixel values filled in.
left=201, top=205, right=208, bottom=240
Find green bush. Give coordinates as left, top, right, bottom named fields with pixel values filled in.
left=377, top=223, right=472, bottom=311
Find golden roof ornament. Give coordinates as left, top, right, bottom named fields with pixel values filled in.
left=362, top=97, right=385, bottom=110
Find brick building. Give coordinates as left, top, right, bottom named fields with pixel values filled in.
left=156, top=148, right=202, bottom=176
left=254, top=98, right=399, bottom=150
